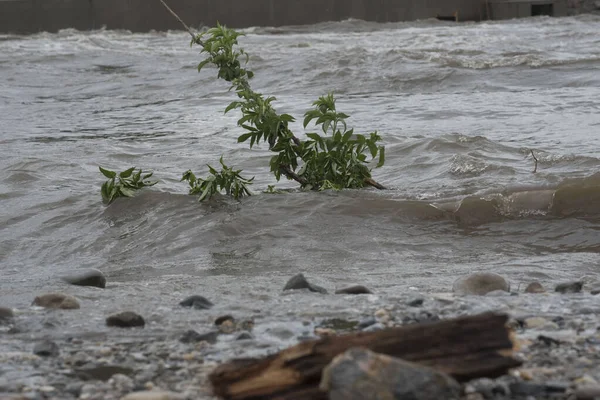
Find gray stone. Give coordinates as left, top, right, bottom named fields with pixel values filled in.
left=452, top=272, right=510, bottom=296
left=320, top=348, right=461, bottom=400
left=555, top=281, right=583, bottom=294
left=335, top=285, right=373, bottom=295
left=179, top=329, right=218, bottom=344
left=525, top=282, right=546, bottom=293
left=32, top=293, right=80, bottom=309
left=575, top=384, right=600, bottom=399
left=235, top=331, right=254, bottom=340
left=76, top=365, right=134, bottom=381
left=283, top=273, right=327, bottom=294
left=106, top=311, right=145, bottom=328
left=33, top=340, right=59, bottom=357
left=0, top=307, right=14, bottom=320
left=65, top=381, right=83, bottom=397
left=62, top=268, right=106, bottom=288
left=179, top=295, right=213, bottom=310
left=407, top=296, right=425, bottom=307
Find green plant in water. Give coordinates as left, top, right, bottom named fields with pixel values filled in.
left=99, top=167, right=158, bottom=205
left=181, top=156, right=254, bottom=202
left=98, top=12, right=386, bottom=204
left=190, top=23, right=386, bottom=197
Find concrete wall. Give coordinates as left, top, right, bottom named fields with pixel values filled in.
left=488, top=0, right=568, bottom=20
left=1, top=0, right=486, bottom=34
left=0, top=0, right=568, bottom=34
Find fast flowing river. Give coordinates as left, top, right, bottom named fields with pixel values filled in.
left=1, top=15, right=600, bottom=340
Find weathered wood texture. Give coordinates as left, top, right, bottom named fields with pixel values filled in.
left=209, top=312, right=521, bottom=400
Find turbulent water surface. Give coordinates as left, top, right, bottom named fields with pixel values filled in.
left=1, top=16, right=600, bottom=340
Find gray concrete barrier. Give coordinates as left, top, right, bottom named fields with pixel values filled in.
left=0, top=0, right=571, bottom=34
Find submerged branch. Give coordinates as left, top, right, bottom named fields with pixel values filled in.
left=530, top=149, right=538, bottom=173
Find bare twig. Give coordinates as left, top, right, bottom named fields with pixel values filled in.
left=158, top=0, right=200, bottom=42
left=530, top=149, right=538, bottom=173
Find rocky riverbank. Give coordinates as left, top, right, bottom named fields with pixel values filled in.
left=1, top=271, right=600, bottom=400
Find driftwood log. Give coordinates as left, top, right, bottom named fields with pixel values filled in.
left=209, top=312, right=521, bottom=400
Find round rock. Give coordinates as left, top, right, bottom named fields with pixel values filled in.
left=320, top=348, right=460, bottom=400
left=555, top=281, right=583, bottom=294
left=33, top=340, right=60, bottom=357
left=0, top=306, right=14, bottom=320
left=32, top=293, right=80, bottom=309
left=179, top=329, right=218, bottom=344
left=334, top=285, right=373, bottom=295
left=452, top=272, right=510, bottom=296
left=62, top=268, right=106, bottom=288
left=106, top=311, right=145, bottom=328
left=179, top=295, right=213, bottom=310
left=283, top=273, right=328, bottom=294
left=525, top=282, right=546, bottom=293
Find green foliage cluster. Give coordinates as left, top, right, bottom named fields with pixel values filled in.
left=181, top=157, right=253, bottom=201
left=99, top=167, right=157, bottom=205
left=99, top=23, right=385, bottom=204
left=192, top=24, right=385, bottom=194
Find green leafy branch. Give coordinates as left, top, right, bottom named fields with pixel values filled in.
left=96, top=2, right=387, bottom=206
left=181, top=157, right=254, bottom=202
left=191, top=22, right=387, bottom=194
left=99, top=167, right=158, bottom=205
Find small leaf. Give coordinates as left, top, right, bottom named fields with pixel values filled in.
left=119, top=167, right=136, bottom=179
left=376, top=146, right=386, bottom=168
left=99, top=167, right=116, bottom=179
left=237, top=132, right=254, bottom=143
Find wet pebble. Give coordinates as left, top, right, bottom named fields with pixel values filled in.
left=0, top=306, right=14, bottom=320
left=283, top=273, right=327, bottom=294
left=452, top=272, right=510, bottom=296
left=106, top=311, right=145, bottom=328
left=62, top=268, right=106, bottom=288
left=525, top=282, right=546, bottom=293
left=33, top=340, right=59, bottom=357
left=320, top=348, right=461, bottom=400
left=407, top=296, right=425, bottom=307
left=334, top=285, right=372, bottom=295
left=235, top=331, right=254, bottom=340
left=179, top=295, right=213, bottom=310
left=555, top=281, right=583, bottom=294
left=32, top=293, right=80, bottom=309
left=179, top=330, right=218, bottom=344
left=524, top=317, right=548, bottom=329
left=109, top=373, right=134, bottom=393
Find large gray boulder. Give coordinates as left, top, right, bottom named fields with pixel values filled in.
left=320, top=347, right=461, bottom=400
